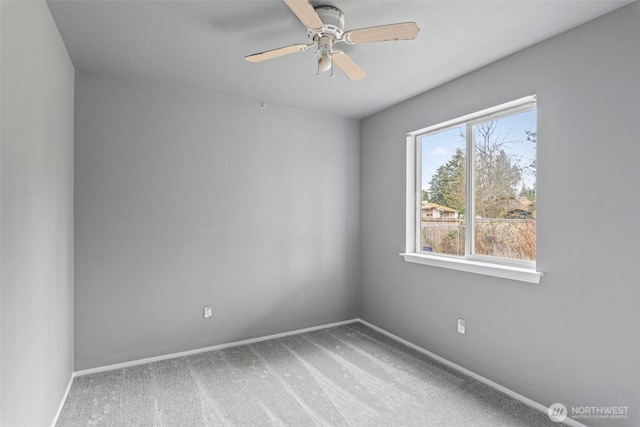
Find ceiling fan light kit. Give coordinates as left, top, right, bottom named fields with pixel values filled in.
left=245, top=0, right=420, bottom=81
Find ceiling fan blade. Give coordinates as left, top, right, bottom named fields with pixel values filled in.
left=332, top=51, right=366, bottom=81
left=343, top=22, right=420, bottom=44
left=245, top=43, right=311, bottom=63
left=283, top=0, right=324, bottom=31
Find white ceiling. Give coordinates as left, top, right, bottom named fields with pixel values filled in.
left=47, top=0, right=632, bottom=119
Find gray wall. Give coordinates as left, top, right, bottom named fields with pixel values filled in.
left=0, top=1, right=75, bottom=426
left=74, top=71, right=360, bottom=370
left=360, top=3, right=639, bottom=427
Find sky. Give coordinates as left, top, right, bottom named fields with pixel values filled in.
left=420, top=109, right=537, bottom=193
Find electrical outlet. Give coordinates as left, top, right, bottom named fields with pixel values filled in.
left=457, top=318, right=466, bottom=334
left=203, top=305, right=212, bottom=319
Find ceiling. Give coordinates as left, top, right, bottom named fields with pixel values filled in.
left=47, top=0, right=633, bottom=119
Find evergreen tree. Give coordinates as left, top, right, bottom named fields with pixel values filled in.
left=428, top=148, right=466, bottom=214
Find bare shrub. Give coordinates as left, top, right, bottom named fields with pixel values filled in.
left=475, top=219, right=535, bottom=260
left=421, top=219, right=535, bottom=260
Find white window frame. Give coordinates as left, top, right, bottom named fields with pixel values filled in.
left=401, top=95, right=542, bottom=284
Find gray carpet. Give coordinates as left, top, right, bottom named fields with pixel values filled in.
left=57, top=322, right=560, bottom=426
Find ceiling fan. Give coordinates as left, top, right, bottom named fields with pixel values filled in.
left=245, top=0, right=420, bottom=80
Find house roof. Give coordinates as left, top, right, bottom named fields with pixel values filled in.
left=421, top=201, right=457, bottom=212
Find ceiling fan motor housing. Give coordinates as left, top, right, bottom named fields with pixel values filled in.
left=245, top=1, right=419, bottom=80
left=307, top=6, right=345, bottom=42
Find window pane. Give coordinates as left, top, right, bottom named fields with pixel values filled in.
left=473, top=110, right=536, bottom=260
left=420, top=127, right=466, bottom=256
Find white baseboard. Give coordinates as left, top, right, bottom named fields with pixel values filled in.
left=73, top=318, right=360, bottom=377
left=51, top=375, right=73, bottom=427
left=358, top=319, right=588, bottom=427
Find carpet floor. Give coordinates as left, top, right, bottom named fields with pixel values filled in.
left=57, top=322, right=560, bottom=426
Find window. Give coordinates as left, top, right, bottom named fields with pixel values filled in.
left=402, top=96, right=542, bottom=283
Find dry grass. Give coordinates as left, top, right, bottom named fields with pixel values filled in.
left=421, top=219, right=535, bottom=260
left=475, top=219, right=536, bottom=260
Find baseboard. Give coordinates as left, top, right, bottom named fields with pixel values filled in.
left=74, top=318, right=360, bottom=377
left=358, top=319, right=588, bottom=427
left=50, top=375, right=73, bottom=427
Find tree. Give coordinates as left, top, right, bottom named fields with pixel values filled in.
left=474, top=122, right=523, bottom=218
left=426, top=121, right=533, bottom=219
left=427, top=147, right=466, bottom=213
left=522, top=130, right=537, bottom=214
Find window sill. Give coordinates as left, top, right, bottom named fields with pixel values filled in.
left=400, top=253, right=542, bottom=284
